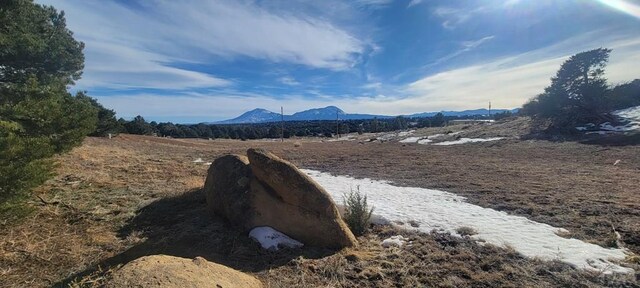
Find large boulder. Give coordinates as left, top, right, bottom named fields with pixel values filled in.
left=203, top=149, right=357, bottom=249
left=203, top=154, right=253, bottom=228
left=108, top=255, right=262, bottom=288
left=247, top=148, right=357, bottom=248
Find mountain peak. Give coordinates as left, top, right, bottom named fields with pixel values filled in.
left=246, top=108, right=273, bottom=113
left=215, top=108, right=280, bottom=124
left=214, top=106, right=515, bottom=124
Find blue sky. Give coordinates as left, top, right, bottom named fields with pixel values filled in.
left=39, top=0, right=640, bottom=123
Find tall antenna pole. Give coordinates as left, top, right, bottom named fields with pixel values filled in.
left=281, top=106, right=284, bottom=142
left=488, top=101, right=492, bottom=117
left=336, top=109, right=340, bottom=138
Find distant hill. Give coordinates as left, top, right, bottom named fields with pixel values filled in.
left=215, top=108, right=282, bottom=124
left=213, top=106, right=517, bottom=124
left=289, top=106, right=346, bottom=121
left=408, top=108, right=519, bottom=118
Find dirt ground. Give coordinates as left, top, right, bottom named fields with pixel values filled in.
left=1, top=119, right=639, bottom=287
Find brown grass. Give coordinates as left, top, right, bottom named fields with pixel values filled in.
left=1, top=127, right=639, bottom=287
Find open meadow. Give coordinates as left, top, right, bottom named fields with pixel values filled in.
left=1, top=119, right=639, bottom=287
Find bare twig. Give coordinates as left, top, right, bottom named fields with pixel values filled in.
left=36, top=195, right=78, bottom=212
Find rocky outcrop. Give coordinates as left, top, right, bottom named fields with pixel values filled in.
left=108, top=255, right=262, bottom=288
left=203, top=149, right=357, bottom=249
left=246, top=148, right=357, bottom=248
left=203, top=154, right=253, bottom=228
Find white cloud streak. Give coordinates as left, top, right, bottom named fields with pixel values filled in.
left=433, top=6, right=482, bottom=29
left=407, top=0, right=423, bottom=8
left=278, top=76, right=300, bottom=86
left=98, top=32, right=640, bottom=122
left=407, top=32, right=640, bottom=112
left=38, top=0, right=366, bottom=90
left=425, top=35, right=495, bottom=68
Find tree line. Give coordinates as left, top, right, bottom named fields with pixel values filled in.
left=115, top=112, right=491, bottom=140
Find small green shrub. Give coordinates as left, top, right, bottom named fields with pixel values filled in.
left=456, top=226, right=478, bottom=237
left=343, top=186, right=374, bottom=236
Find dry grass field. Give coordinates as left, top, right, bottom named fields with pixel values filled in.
left=1, top=120, right=639, bottom=287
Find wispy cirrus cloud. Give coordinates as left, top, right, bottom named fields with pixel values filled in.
left=39, top=0, right=367, bottom=91
left=407, top=0, right=423, bottom=8
left=278, top=76, right=300, bottom=86
left=34, top=0, right=640, bottom=123
left=407, top=31, right=640, bottom=111
left=423, top=35, right=495, bottom=68
left=355, top=0, right=394, bottom=9
left=432, top=6, right=480, bottom=29
left=95, top=30, right=640, bottom=122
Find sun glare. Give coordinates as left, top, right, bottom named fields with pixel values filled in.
left=596, top=0, right=640, bottom=19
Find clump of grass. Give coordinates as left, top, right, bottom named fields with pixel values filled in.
left=343, top=186, right=374, bottom=236
left=456, top=226, right=478, bottom=237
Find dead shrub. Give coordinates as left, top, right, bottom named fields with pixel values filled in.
left=456, top=226, right=478, bottom=236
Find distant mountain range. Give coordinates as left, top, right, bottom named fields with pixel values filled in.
left=212, top=106, right=518, bottom=124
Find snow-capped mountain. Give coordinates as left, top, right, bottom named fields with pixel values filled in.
left=289, top=106, right=346, bottom=121
left=213, top=106, right=517, bottom=124
left=215, top=108, right=281, bottom=124
left=214, top=106, right=365, bottom=124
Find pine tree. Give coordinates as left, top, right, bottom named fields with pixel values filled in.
left=0, top=0, right=97, bottom=205
left=522, top=48, right=613, bottom=129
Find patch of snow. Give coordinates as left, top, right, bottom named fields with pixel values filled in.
left=595, top=106, right=640, bottom=132
left=575, top=127, right=587, bottom=131
left=192, top=158, right=204, bottom=163
left=376, top=134, right=394, bottom=141
left=381, top=235, right=409, bottom=248
left=328, top=135, right=357, bottom=142
left=379, top=130, right=415, bottom=141
left=249, top=226, right=304, bottom=251
left=303, top=169, right=633, bottom=274
left=599, top=122, right=639, bottom=132
left=399, top=137, right=421, bottom=143
left=426, top=131, right=461, bottom=140
left=417, top=139, right=433, bottom=145
left=398, top=130, right=415, bottom=137
left=433, top=137, right=504, bottom=146
left=614, top=105, right=640, bottom=123
left=204, top=162, right=212, bottom=166
left=426, top=133, right=445, bottom=139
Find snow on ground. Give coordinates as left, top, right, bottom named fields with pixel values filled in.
left=303, top=170, right=633, bottom=274
left=249, top=226, right=304, bottom=251
left=327, top=134, right=358, bottom=142
left=425, top=134, right=444, bottom=139
left=398, top=130, right=416, bottom=137
left=614, top=105, right=640, bottom=126
left=399, top=137, right=422, bottom=143
left=381, top=235, right=409, bottom=248
left=599, top=121, right=639, bottom=132
left=399, top=131, right=464, bottom=144
left=577, top=106, right=640, bottom=133
left=379, top=130, right=415, bottom=141
left=433, top=137, right=504, bottom=146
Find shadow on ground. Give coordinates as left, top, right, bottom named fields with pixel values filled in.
left=578, top=132, right=640, bottom=146
left=53, top=189, right=337, bottom=287
left=521, top=129, right=640, bottom=147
